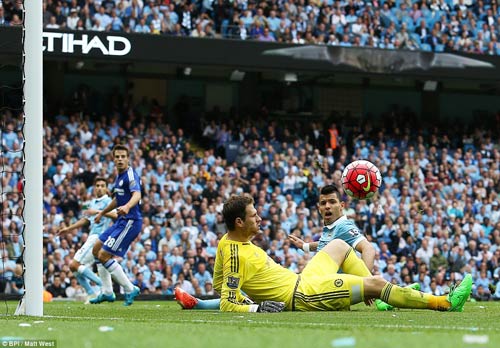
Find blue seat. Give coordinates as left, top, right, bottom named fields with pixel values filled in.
left=360, top=33, right=369, bottom=46
left=402, top=16, right=415, bottom=31
left=435, top=10, right=445, bottom=19
left=380, top=15, right=392, bottom=28
left=411, top=37, right=422, bottom=49
left=435, top=44, right=444, bottom=52
left=410, top=32, right=421, bottom=44
left=421, top=43, right=432, bottom=52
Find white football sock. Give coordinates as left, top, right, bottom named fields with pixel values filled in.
left=97, top=263, right=114, bottom=295
left=104, top=259, right=134, bottom=293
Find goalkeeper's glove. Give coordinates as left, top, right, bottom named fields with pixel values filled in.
left=257, top=300, right=285, bottom=313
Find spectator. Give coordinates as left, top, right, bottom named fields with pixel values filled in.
left=258, top=27, right=276, bottom=42
left=46, top=275, right=67, bottom=298
left=416, top=238, right=433, bottom=266
left=65, top=277, right=85, bottom=299
left=194, top=262, right=212, bottom=288
left=109, top=9, right=124, bottom=32
left=430, top=246, right=449, bottom=275
left=94, top=6, right=112, bottom=30
left=67, top=8, right=80, bottom=30
left=473, top=285, right=491, bottom=301
left=135, top=17, right=151, bottom=33
left=0, top=6, right=8, bottom=26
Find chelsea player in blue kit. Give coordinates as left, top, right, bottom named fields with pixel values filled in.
left=57, top=177, right=115, bottom=303
left=90, top=144, right=143, bottom=306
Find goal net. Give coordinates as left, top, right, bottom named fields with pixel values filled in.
left=0, top=0, right=43, bottom=316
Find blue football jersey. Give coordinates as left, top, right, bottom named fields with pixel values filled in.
left=86, top=194, right=113, bottom=236
left=317, top=215, right=365, bottom=251
left=113, top=167, right=142, bottom=220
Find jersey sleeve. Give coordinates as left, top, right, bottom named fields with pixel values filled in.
left=129, top=169, right=142, bottom=193
left=338, top=221, right=366, bottom=249
left=215, top=244, right=258, bottom=313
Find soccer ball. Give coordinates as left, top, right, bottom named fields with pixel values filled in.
left=341, top=160, right=382, bottom=200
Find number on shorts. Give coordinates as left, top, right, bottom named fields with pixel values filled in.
left=104, top=237, right=116, bottom=248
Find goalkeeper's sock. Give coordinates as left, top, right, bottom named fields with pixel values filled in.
left=97, top=262, right=113, bottom=295
left=380, top=283, right=450, bottom=310
left=195, top=299, right=221, bottom=310
left=75, top=272, right=94, bottom=295
left=341, top=248, right=372, bottom=277
left=104, top=259, right=134, bottom=292
left=78, top=265, right=102, bottom=286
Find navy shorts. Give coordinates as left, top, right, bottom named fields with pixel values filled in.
left=99, top=218, right=142, bottom=257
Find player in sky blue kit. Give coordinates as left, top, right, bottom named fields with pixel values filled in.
left=289, top=185, right=418, bottom=310
left=57, top=177, right=116, bottom=303
left=289, top=185, right=375, bottom=269
left=90, top=144, right=143, bottom=306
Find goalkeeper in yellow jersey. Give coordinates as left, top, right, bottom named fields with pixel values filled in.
left=212, top=194, right=472, bottom=313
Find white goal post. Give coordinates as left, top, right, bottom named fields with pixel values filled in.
left=21, top=0, right=44, bottom=316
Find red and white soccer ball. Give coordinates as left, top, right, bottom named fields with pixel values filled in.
left=341, top=160, right=382, bottom=200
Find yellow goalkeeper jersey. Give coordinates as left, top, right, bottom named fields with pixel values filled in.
left=213, top=234, right=299, bottom=312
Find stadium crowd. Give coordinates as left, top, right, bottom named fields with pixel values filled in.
left=1, top=84, right=499, bottom=303
left=1, top=0, right=500, bottom=54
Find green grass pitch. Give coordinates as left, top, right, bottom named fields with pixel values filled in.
left=1, top=300, right=499, bottom=348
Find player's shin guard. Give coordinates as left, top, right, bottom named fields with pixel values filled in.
left=342, top=248, right=372, bottom=277
left=380, top=283, right=450, bottom=311
left=97, top=262, right=114, bottom=295
left=104, top=259, right=134, bottom=292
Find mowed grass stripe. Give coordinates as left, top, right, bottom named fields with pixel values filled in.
left=40, top=314, right=500, bottom=332
left=2, top=301, right=500, bottom=348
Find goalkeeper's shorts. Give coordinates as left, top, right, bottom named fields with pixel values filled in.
left=292, top=251, right=365, bottom=311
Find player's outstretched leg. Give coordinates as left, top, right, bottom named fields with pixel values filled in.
left=375, top=283, right=421, bottom=311
left=174, top=288, right=221, bottom=309
left=373, top=274, right=472, bottom=312
left=175, top=287, right=199, bottom=309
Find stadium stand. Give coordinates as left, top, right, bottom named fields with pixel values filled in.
left=2, top=82, right=498, bottom=301
left=0, top=0, right=499, bottom=54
